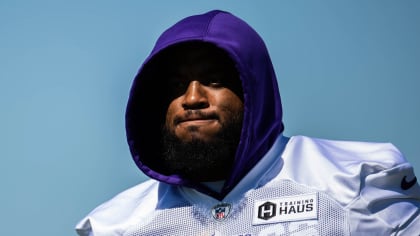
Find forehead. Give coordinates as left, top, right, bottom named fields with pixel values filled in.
left=155, top=42, right=236, bottom=73
left=144, top=42, right=243, bottom=101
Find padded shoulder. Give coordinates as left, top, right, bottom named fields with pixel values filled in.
left=75, top=179, right=159, bottom=236
left=278, top=135, right=408, bottom=206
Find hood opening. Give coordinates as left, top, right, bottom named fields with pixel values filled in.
left=126, top=41, right=243, bottom=184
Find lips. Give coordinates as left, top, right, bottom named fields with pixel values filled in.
left=180, top=116, right=212, bottom=123
left=180, top=118, right=216, bottom=126
left=174, top=111, right=218, bottom=126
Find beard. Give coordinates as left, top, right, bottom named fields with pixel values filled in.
left=161, top=113, right=243, bottom=182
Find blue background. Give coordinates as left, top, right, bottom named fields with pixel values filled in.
left=1, top=1, right=419, bottom=235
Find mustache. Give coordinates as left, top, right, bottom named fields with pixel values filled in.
left=173, top=110, right=219, bottom=125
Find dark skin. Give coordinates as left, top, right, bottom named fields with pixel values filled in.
left=160, top=43, right=244, bottom=182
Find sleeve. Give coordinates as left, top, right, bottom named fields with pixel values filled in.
left=351, top=161, right=420, bottom=235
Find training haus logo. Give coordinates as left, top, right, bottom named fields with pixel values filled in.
left=252, top=193, right=318, bottom=225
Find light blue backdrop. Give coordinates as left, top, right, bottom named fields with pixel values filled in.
left=1, top=1, right=419, bottom=235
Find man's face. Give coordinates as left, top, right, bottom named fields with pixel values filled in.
left=159, top=43, right=244, bottom=181
left=164, top=48, right=243, bottom=143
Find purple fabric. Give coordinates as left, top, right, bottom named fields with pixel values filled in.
left=125, top=10, right=284, bottom=198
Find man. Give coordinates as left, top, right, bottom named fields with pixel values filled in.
left=76, top=10, right=420, bottom=235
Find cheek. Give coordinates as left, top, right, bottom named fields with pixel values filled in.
left=217, top=93, right=244, bottom=119
left=224, top=92, right=243, bottom=110
left=165, top=101, right=178, bottom=129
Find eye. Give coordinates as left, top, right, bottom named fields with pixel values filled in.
left=174, top=81, right=189, bottom=90
left=166, top=77, right=189, bottom=98
left=202, top=75, right=224, bottom=88
left=208, top=81, right=223, bottom=88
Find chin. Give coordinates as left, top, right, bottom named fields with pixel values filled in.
left=161, top=127, right=237, bottom=179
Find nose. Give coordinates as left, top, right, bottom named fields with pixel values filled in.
left=182, top=81, right=209, bottom=109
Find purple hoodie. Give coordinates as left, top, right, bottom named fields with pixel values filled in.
left=125, top=10, right=283, bottom=199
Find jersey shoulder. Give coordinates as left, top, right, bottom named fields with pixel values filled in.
left=278, top=135, right=411, bottom=205
left=286, top=135, right=406, bottom=166
left=75, top=179, right=159, bottom=235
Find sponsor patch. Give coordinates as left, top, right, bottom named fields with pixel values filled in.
left=252, top=193, right=318, bottom=225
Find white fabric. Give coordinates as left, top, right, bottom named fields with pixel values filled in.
left=75, top=135, right=420, bottom=235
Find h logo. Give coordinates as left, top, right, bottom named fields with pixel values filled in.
left=258, top=201, right=276, bottom=220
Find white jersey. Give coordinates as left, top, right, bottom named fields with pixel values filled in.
left=75, top=135, right=420, bottom=235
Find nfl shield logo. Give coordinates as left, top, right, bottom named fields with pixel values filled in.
left=211, top=203, right=231, bottom=221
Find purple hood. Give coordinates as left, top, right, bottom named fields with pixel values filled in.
left=126, top=10, right=283, bottom=198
